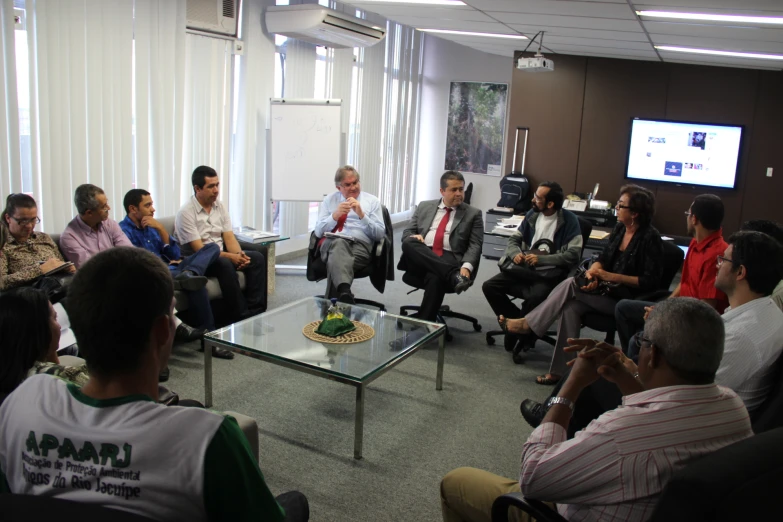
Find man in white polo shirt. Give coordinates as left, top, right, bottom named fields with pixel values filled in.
left=175, top=166, right=266, bottom=330
left=0, top=247, right=309, bottom=521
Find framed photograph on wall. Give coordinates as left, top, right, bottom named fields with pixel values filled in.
left=444, top=81, right=508, bottom=177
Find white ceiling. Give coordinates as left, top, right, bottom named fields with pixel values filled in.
left=342, top=0, right=783, bottom=70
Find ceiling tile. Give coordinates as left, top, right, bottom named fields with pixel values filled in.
left=633, top=0, right=783, bottom=12
left=651, top=34, right=783, bottom=54
left=347, top=4, right=495, bottom=21
left=549, top=50, right=659, bottom=62
left=473, top=0, right=637, bottom=20
left=644, top=21, right=783, bottom=42
left=543, top=35, right=654, bottom=50
left=636, top=3, right=783, bottom=16
left=508, top=24, right=649, bottom=41
left=394, top=18, right=513, bottom=32
left=484, top=13, right=644, bottom=32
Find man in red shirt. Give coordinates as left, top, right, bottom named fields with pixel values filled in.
left=615, top=194, right=728, bottom=355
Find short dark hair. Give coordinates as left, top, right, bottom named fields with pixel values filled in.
left=0, top=287, right=52, bottom=394
left=620, top=184, right=655, bottom=227
left=74, top=184, right=105, bottom=215
left=539, top=181, right=564, bottom=211
left=691, top=194, right=724, bottom=230
left=123, top=189, right=151, bottom=215
left=741, top=220, right=783, bottom=247
left=2, top=193, right=37, bottom=223
left=726, top=230, right=783, bottom=296
left=192, top=166, right=218, bottom=193
left=67, top=247, right=174, bottom=377
left=440, top=170, right=464, bottom=190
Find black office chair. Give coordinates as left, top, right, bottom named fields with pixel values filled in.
left=579, top=239, right=685, bottom=345
left=306, top=205, right=394, bottom=311
left=484, top=217, right=593, bottom=355
left=464, top=182, right=474, bottom=205
left=398, top=269, right=482, bottom=342
left=490, top=428, right=783, bottom=522
left=750, top=352, right=783, bottom=433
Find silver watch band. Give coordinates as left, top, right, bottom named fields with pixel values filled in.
left=548, top=396, right=575, bottom=412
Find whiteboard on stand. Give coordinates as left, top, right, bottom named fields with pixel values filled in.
left=269, top=99, right=342, bottom=202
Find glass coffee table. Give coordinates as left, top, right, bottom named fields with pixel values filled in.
left=203, top=297, right=447, bottom=459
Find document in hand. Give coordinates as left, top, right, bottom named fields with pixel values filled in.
left=325, top=232, right=356, bottom=242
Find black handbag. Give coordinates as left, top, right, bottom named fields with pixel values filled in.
left=32, top=276, right=67, bottom=304
left=499, top=239, right=565, bottom=282
left=574, top=261, right=631, bottom=299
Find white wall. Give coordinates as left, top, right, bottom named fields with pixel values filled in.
left=415, top=34, right=513, bottom=214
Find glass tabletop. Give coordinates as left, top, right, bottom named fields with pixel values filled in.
left=205, top=297, right=445, bottom=382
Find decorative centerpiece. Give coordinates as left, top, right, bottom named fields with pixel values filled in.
left=302, top=298, right=376, bottom=344
left=315, top=299, right=356, bottom=337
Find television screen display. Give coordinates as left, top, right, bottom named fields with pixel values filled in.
left=625, top=118, right=743, bottom=189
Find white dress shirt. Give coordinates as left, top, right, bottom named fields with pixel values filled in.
left=717, top=297, right=783, bottom=412
left=174, top=196, right=232, bottom=256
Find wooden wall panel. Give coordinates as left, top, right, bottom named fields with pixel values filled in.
left=504, top=54, right=587, bottom=191
left=576, top=58, right=668, bottom=203
left=741, top=70, right=783, bottom=226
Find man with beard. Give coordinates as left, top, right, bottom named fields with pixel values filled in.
left=482, top=182, right=583, bottom=354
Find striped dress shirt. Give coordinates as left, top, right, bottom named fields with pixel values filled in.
left=519, top=384, right=752, bottom=522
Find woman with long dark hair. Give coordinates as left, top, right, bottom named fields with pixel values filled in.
left=0, top=287, right=88, bottom=398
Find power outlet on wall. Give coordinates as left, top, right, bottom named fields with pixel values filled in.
left=767, top=167, right=774, bottom=178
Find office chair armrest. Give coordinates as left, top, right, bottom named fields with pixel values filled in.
left=490, top=493, right=567, bottom=522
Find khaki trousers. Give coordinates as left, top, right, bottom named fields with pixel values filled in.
left=440, top=467, right=554, bottom=522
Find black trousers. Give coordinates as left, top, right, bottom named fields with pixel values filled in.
left=401, top=239, right=461, bottom=322
left=204, top=250, right=266, bottom=323
left=482, top=272, right=557, bottom=319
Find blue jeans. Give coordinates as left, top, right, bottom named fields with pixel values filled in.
left=170, top=243, right=220, bottom=330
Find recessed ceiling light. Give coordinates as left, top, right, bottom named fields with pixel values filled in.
left=638, top=10, right=783, bottom=25
left=420, top=29, right=527, bottom=39
left=356, top=0, right=466, bottom=5
left=655, top=46, right=783, bottom=61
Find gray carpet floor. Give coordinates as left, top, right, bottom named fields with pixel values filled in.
left=166, top=232, right=626, bottom=522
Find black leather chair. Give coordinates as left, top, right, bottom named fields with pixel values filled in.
left=490, top=428, right=783, bottom=522
left=750, top=352, right=783, bottom=433
left=578, top=239, right=685, bottom=345
left=306, top=205, right=394, bottom=311
left=464, top=182, right=474, bottom=205
left=484, top=217, right=593, bottom=355
left=398, top=269, right=482, bottom=342
left=1, top=493, right=157, bottom=521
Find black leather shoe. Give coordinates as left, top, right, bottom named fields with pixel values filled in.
left=199, top=346, right=235, bottom=359
left=158, top=366, right=170, bottom=383
left=174, top=271, right=208, bottom=291
left=451, top=273, right=473, bottom=294
left=337, top=292, right=356, bottom=305
left=174, top=323, right=207, bottom=343
left=520, top=399, right=546, bottom=428
left=503, top=333, right=519, bottom=352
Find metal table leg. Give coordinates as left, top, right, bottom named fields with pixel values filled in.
left=436, top=332, right=445, bottom=391
left=354, top=384, right=365, bottom=460
left=267, top=242, right=276, bottom=294
left=204, top=338, right=213, bottom=408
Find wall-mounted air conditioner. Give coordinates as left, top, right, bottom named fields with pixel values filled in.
left=265, top=5, right=386, bottom=49
left=186, top=0, right=238, bottom=38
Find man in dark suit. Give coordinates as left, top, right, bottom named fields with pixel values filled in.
left=399, top=171, right=484, bottom=321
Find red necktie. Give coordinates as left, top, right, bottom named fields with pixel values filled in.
left=432, top=207, right=453, bottom=257
left=318, top=213, right=349, bottom=248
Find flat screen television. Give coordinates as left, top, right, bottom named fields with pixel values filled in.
left=624, top=118, right=744, bottom=190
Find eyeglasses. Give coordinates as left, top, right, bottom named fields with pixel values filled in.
left=684, top=211, right=693, bottom=217
left=716, top=255, right=737, bottom=268
left=616, top=201, right=632, bottom=210
left=340, top=181, right=359, bottom=189
left=9, top=216, right=40, bottom=226
left=635, top=336, right=661, bottom=354
left=533, top=194, right=546, bottom=201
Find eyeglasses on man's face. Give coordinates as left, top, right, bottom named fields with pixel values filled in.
left=340, top=180, right=359, bottom=189
left=616, top=201, right=631, bottom=210
left=9, top=215, right=41, bottom=226
left=716, top=255, right=737, bottom=268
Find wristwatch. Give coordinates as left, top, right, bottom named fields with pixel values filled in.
left=547, top=396, right=575, bottom=413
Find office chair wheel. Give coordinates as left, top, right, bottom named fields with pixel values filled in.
left=474, top=323, right=482, bottom=332
left=486, top=333, right=496, bottom=345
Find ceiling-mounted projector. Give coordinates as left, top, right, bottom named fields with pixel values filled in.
left=517, top=54, right=554, bottom=73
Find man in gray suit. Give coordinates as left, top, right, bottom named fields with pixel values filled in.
left=399, top=171, right=484, bottom=321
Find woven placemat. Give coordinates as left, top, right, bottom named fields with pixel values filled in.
left=302, top=320, right=375, bottom=344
